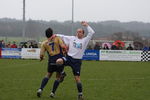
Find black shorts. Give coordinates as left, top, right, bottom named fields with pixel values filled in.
left=64, top=55, right=82, bottom=76
left=47, top=64, right=64, bottom=73
left=47, top=54, right=64, bottom=73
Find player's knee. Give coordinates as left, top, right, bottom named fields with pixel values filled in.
left=56, top=58, right=64, bottom=65
left=46, top=73, right=52, bottom=78
left=75, top=76, right=81, bottom=83
left=57, top=57, right=67, bottom=65
left=56, top=57, right=67, bottom=65
left=76, top=79, right=81, bottom=83
left=55, top=76, right=61, bottom=82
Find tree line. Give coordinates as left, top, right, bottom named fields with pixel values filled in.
left=0, top=18, right=150, bottom=39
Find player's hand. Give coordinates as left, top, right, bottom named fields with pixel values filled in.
left=61, top=44, right=69, bottom=53
left=81, top=21, right=88, bottom=27
left=40, top=55, right=44, bottom=61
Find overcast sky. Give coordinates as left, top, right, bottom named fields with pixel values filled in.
left=0, top=0, right=150, bottom=22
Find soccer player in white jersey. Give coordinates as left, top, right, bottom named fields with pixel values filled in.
left=56, top=21, right=95, bottom=100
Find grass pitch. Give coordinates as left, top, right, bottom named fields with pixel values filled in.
left=0, top=59, right=150, bottom=100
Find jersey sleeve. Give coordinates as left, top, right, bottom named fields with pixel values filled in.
left=57, top=37, right=68, bottom=53
left=40, top=42, right=46, bottom=57
left=85, top=26, right=95, bottom=40
left=57, top=37, right=64, bottom=46
left=83, top=26, right=95, bottom=48
left=57, top=34, right=74, bottom=45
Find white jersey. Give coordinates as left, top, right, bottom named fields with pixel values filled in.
left=57, top=26, right=95, bottom=59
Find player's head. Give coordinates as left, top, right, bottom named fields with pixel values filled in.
left=76, top=28, right=84, bottom=39
left=45, top=28, right=53, bottom=38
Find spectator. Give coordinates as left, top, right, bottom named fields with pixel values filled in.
left=6, top=42, right=11, bottom=48
left=117, top=43, right=123, bottom=50
left=11, top=41, right=17, bottom=48
left=34, top=44, right=38, bottom=48
left=87, top=45, right=93, bottom=50
left=0, top=40, right=5, bottom=48
left=94, top=42, right=101, bottom=50
left=103, top=44, right=109, bottom=50
left=29, top=42, right=34, bottom=48
left=0, top=40, right=2, bottom=48
left=111, top=45, right=117, bottom=50
left=143, top=46, right=149, bottom=51
left=22, top=42, right=28, bottom=48
left=126, top=44, right=133, bottom=50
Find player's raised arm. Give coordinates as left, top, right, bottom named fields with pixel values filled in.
left=82, top=21, right=95, bottom=34
left=81, top=21, right=89, bottom=27
left=81, top=21, right=95, bottom=40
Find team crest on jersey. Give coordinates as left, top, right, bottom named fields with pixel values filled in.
left=73, top=42, right=82, bottom=49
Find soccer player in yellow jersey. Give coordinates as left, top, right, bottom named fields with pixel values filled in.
left=37, top=27, right=67, bottom=98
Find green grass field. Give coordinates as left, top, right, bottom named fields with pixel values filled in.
left=0, top=59, right=150, bottom=100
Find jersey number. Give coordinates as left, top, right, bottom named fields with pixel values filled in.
left=49, top=43, right=55, bottom=51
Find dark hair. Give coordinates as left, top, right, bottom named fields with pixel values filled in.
left=45, top=28, right=53, bottom=38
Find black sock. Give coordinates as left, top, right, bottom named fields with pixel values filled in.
left=52, top=80, right=60, bottom=93
left=40, top=77, right=49, bottom=90
left=77, top=82, right=83, bottom=94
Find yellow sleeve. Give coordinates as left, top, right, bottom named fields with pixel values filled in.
left=57, top=37, right=68, bottom=53
left=57, top=37, right=64, bottom=46
left=40, top=42, right=46, bottom=57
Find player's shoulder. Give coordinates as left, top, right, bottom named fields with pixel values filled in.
left=41, top=40, right=48, bottom=45
left=54, top=36, right=62, bottom=41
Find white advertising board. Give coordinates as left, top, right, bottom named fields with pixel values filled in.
left=21, top=48, right=40, bottom=59
left=100, top=50, right=142, bottom=61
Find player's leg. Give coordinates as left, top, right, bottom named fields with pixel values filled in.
left=50, top=65, right=64, bottom=98
left=37, top=72, right=53, bottom=97
left=37, top=62, right=54, bottom=97
left=56, top=57, right=67, bottom=82
left=71, top=59, right=84, bottom=100
left=59, top=71, right=67, bottom=83
left=56, top=56, right=67, bottom=65
left=40, top=72, right=53, bottom=90
left=50, top=72, right=61, bottom=98
left=74, top=76, right=84, bottom=100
